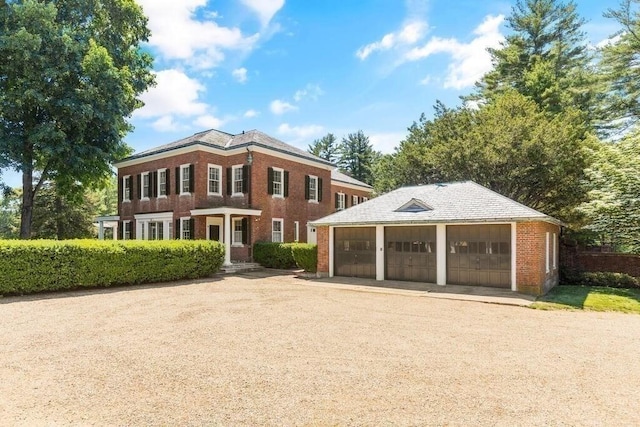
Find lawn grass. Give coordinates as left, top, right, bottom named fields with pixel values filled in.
left=532, top=286, right=640, bottom=314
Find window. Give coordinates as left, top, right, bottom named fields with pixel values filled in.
left=306, top=175, right=319, bottom=202
left=158, top=169, right=167, bottom=197
left=362, top=197, right=368, bottom=202
left=141, top=172, right=150, bottom=199
left=336, top=193, right=345, bottom=210
left=553, top=232, right=557, bottom=270
left=232, top=218, right=244, bottom=245
left=123, top=221, right=132, bottom=240
left=294, top=221, right=299, bottom=242
left=352, top=195, right=359, bottom=206
left=272, top=167, right=283, bottom=197
left=181, top=164, right=191, bottom=195
left=122, top=176, right=131, bottom=201
left=545, top=232, right=550, bottom=273
left=148, top=221, right=164, bottom=240
left=181, top=217, right=191, bottom=240
left=272, top=219, right=283, bottom=242
left=233, top=165, right=244, bottom=195
left=208, top=164, right=222, bottom=195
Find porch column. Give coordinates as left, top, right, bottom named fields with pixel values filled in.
left=436, top=224, right=447, bottom=286
left=98, top=221, right=105, bottom=240
left=112, top=223, right=118, bottom=240
left=223, top=213, right=232, bottom=266
left=375, top=225, right=384, bottom=281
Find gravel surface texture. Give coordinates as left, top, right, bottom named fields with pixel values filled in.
left=1, top=271, right=639, bottom=426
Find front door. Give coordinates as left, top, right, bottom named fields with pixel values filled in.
left=206, top=217, right=223, bottom=242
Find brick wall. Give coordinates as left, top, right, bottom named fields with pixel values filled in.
left=330, top=183, right=372, bottom=212
left=316, top=226, right=330, bottom=277
left=516, top=221, right=560, bottom=295
left=561, top=247, right=640, bottom=277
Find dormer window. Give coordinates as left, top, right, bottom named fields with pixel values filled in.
left=395, top=198, right=433, bottom=213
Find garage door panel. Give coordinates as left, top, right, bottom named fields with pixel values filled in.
left=385, top=226, right=437, bottom=283
left=334, top=227, right=376, bottom=279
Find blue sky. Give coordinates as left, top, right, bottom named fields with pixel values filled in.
left=2, top=0, right=625, bottom=187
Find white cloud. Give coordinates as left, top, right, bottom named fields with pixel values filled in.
left=136, top=69, right=208, bottom=118
left=244, top=109, right=259, bottom=118
left=136, top=0, right=259, bottom=69
left=151, top=116, right=182, bottom=132
left=419, top=75, right=432, bottom=85
left=369, top=132, right=406, bottom=154
left=356, top=21, right=427, bottom=60
left=240, top=0, right=285, bottom=27
left=595, top=34, right=622, bottom=49
left=232, top=67, right=248, bottom=83
left=270, top=99, right=298, bottom=115
left=277, top=123, right=324, bottom=139
left=405, top=14, right=505, bottom=89
left=293, top=84, right=324, bottom=102
left=194, top=114, right=225, bottom=129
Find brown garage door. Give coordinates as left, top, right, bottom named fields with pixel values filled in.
left=334, top=227, right=376, bottom=279
left=447, top=225, right=511, bottom=288
left=385, top=226, right=436, bottom=283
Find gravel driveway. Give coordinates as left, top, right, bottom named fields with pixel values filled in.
left=1, top=271, right=639, bottom=426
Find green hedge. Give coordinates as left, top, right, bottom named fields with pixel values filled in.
left=253, top=242, right=317, bottom=271
left=0, top=239, right=225, bottom=296
left=561, top=268, right=639, bottom=288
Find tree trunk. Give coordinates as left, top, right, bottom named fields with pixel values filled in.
left=20, top=164, right=34, bottom=239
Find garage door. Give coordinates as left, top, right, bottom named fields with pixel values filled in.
left=334, top=227, right=376, bottom=278
left=447, top=225, right=511, bottom=288
left=385, top=226, right=436, bottom=283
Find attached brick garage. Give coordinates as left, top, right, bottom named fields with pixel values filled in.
left=311, top=181, right=561, bottom=296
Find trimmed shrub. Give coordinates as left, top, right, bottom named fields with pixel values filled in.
left=561, top=267, right=639, bottom=289
left=291, top=243, right=317, bottom=273
left=0, top=239, right=225, bottom=296
left=253, top=241, right=296, bottom=269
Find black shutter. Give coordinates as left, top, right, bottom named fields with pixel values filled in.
left=318, top=178, right=323, bottom=202
left=136, top=174, right=141, bottom=199
left=241, top=218, right=248, bottom=244
left=118, top=221, right=123, bottom=240
left=346, top=194, right=350, bottom=208
left=242, top=165, right=249, bottom=193
left=117, top=177, right=123, bottom=204
left=283, top=171, right=289, bottom=197
left=175, top=167, right=180, bottom=194
left=189, top=164, right=194, bottom=193
left=335, top=193, right=339, bottom=209
left=152, top=171, right=158, bottom=198
left=175, top=219, right=180, bottom=239
left=189, top=218, right=195, bottom=239
left=226, top=167, right=232, bottom=195
left=130, top=221, right=135, bottom=240
left=165, top=168, right=170, bottom=195
left=267, top=167, right=274, bottom=195
left=304, top=175, right=310, bottom=200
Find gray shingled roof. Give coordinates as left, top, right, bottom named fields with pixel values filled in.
left=121, top=129, right=333, bottom=166
left=310, top=181, right=561, bottom=226
left=331, top=169, right=373, bottom=189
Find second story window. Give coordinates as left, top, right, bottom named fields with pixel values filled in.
left=181, top=165, right=190, bottom=194
left=208, top=164, right=222, bottom=196
left=158, top=169, right=167, bottom=196
left=268, top=167, right=288, bottom=197
left=122, top=176, right=131, bottom=201
left=233, top=165, right=244, bottom=195
left=335, top=193, right=345, bottom=211
left=142, top=172, right=150, bottom=199
left=305, top=175, right=322, bottom=202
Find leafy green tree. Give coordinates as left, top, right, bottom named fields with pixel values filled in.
left=338, top=130, right=377, bottom=186
left=578, top=134, right=640, bottom=252
left=598, top=0, right=640, bottom=131
left=308, top=133, right=339, bottom=163
left=472, top=0, right=596, bottom=121
left=381, top=92, right=594, bottom=221
left=0, top=189, right=20, bottom=238
left=0, top=0, right=154, bottom=238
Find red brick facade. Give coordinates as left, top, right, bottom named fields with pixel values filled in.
left=316, top=226, right=330, bottom=277
left=330, top=183, right=372, bottom=211
left=515, top=222, right=560, bottom=295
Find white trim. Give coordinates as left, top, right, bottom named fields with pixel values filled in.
left=141, top=171, right=150, bottom=200
left=337, top=192, right=345, bottom=210
left=272, top=218, right=284, bottom=242
left=271, top=167, right=284, bottom=198
left=308, top=175, right=319, bottom=202
left=232, top=217, right=244, bottom=246
left=157, top=168, right=167, bottom=197
left=545, top=231, right=550, bottom=273
left=294, top=221, right=299, bottom=242
left=180, top=163, right=191, bottom=195
left=375, top=225, right=384, bottom=281
left=436, top=224, right=447, bottom=286
left=121, top=220, right=132, bottom=240
left=232, top=164, right=244, bottom=197
left=122, top=175, right=131, bottom=202
left=180, top=216, right=191, bottom=240
left=511, top=222, right=517, bottom=291
left=134, top=211, right=174, bottom=221
left=114, top=143, right=335, bottom=171
left=332, top=181, right=373, bottom=192
left=207, top=163, right=223, bottom=196
left=352, top=195, right=359, bottom=206
left=328, top=226, right=334, bottom=277
left=190, top=207, right=262, bottom=216
left=95, top=215, right=120, bottom=222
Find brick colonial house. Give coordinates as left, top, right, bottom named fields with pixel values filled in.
left=98, top=129, right=372, bottom=266
left=310, top=181, right=561, bottom=295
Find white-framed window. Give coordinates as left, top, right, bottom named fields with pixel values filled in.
left=545, top=232, right=550, bottom=273
left=148, top=221, right=164, bottom=240
left=308, top=175, right=318, bottom=202
left=141, top=171, right=150, bottom=199
left=232, top=165, right=244, bottom=196
left=232, top=218, right=244, bottom=245
left=352, top=195, right=359, bottom=206
left=208, top=164, right=222, bottom=196
left=272, top=167, right=284, bottom=197
left=180, top=164, right=191, bottom=195
left=122, top=175, right=131, bottom=201
left=362, top=197, right=368, bottom=202
left=294, top=221, right=299, bottom=242
left=553, top=232, right=557, bottom=270
left=337, top=193, right=345, bottom=210
left=181, top=217, right=191, bottom=240
left=158, top=168, right=167, bottom=197
left=272, top=218, right=283, bottom=243
left=123, top=220, right=132, bottom=240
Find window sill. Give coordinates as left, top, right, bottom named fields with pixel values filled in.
left=207, top=193, right=223, bottom=197
left=158, top=195, right=167, bottom=199
left=231, top=243, right=244, bottom=247
left=123, top=199, right=131, bottom=203
left=308, top=200, right=319, bottom=204
left=141, top=197, right=149, bottom=201
left=272, top=194, right=284, bottom=199
left=179, top=192, right=191, bottom=196
left=231, top=193, right=244, bottom=198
